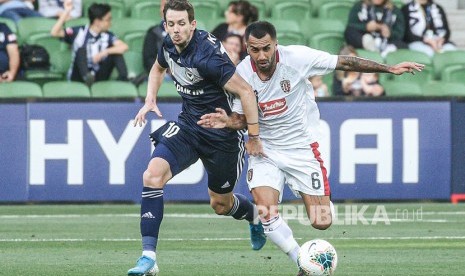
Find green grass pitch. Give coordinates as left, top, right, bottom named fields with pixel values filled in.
left=1, top=203, right=464, bottom=275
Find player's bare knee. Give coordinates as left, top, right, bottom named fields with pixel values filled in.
left=210, top=200, right=229, bottom=215
left=142, top=169, right=166, bottom=189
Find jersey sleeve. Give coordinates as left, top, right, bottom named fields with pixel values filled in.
left=157, top=42, right=169, bottom=68
left=4, top=26, right=17, bottom=44
left=107, top=31, right=118, bottom=46
left=288, top=45, right=338, bottom=78
left=198, top=43, right=236, bottom=87
left=63, top=26, right=81, bottom=44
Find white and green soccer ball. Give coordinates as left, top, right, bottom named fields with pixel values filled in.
left=297, top=239, right=338, bottom=276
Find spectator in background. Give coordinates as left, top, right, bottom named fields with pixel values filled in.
left=0, top=22, right=19, bottom=82
left=309, top=75, right=329, bottom=97
left=38, top=0, right=82, bottom=19
left=344, top=0, right=407, bottom=58
left=222, top=33, right=243, bottom=65
left=142, top=0, right=166, bottom=74
left=50, top=1, right=128, bottom=86
left=360, top=72, right=385, bottom=96
left=402, top=0, right=456, bottom=57
left=333, top=45, right=359, bottom=96
left=212, top=0, right=258, bottom=58
left=0, top=0, right=42, bottom=23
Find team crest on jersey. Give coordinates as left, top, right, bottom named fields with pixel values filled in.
left=280, top=79, right=291, bottom=93
left=247, top=169, right=253, bottom=182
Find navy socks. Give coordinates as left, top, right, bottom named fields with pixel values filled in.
left=140, top=187, right=164, bottom=251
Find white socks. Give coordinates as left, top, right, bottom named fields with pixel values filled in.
left=142, top=250, right=156, bottom=260
left=262, top=215, right=300, bottom=263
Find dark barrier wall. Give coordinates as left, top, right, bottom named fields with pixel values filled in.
left=0, top=101, right=454, bottom=202
left=451, top=101, right=465, bottom=194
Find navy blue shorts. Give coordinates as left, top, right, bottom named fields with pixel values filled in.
left=150, top=121, right=245, bottom=194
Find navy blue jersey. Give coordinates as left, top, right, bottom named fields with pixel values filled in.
left=157, top=29, right=240, bottom=149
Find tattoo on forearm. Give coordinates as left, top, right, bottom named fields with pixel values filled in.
left=336, top=56, right=390, bottom=73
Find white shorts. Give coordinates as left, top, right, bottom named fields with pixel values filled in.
left=246, top=142, right=330, bottom=202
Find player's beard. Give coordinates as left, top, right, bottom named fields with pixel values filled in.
left=257, top=52, right=276, bottom=75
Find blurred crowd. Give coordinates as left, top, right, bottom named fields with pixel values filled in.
left=0, top=0, right=460, bottom=97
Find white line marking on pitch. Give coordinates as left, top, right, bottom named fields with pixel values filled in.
left=1, top=212, right=464, bottom=219
left=1, top=236, right=465, bottom=242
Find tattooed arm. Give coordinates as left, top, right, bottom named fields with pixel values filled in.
left=336, top=55, right=425, bottom=75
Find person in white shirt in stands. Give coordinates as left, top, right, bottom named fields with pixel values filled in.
left=38, top=0, right=82, bottom=19
left=198, top=21, right=424, bottom=275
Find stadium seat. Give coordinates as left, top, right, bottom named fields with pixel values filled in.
left=271, top=2, right=312, bottom=20
left=310, top=0, right=338, bottom=17
left=432, top=50, right=465, bottom=80
left=17, top=18, right=56, bottom=44
left=0, top=17, right=17, bottom=34
left=111, top=18, right=154, bottom=40
left=357, top=49, right=384, bottom=63
left=277, top=32, right=305, bottom=46
left=191, top=1, right=220, bottom=19
left=382, top=81, right=423, bottom=96
left=299, top=18, right=345, bottom=44
left=0, top=81, right=42, bottom=98
left=64, top=17, right=89, bottom=28
left=441, top=65, right=465, bottom=82
left=91, top=81, right=138, bottom=98
left=421, top=81, right=465, bottom=97
left=124, top=51, right=144, bottom=80
left=28, top=35, right=67, bottom=54
left=385, top=49, right=433, bottom=83
left=268, top=19, right=301, bottom=36
left=247, top=0, right=269, bottom=19
left=130, top=1, right=162, bottom=21
left=318, top=2, right=353, bottom=23
left=124, top=32, right=145, bottom=53
left=138, top=81, right=180, bottom=99
left=24, top=70, right=64, bottom=86
left=42, top=81, right=91, bottom=98
left=50, top=50, right=72, bottom=75
left=309, top=33, right=345, bottom=55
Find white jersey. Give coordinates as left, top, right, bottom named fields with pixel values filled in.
left=233, top=45, right=338, bottom=149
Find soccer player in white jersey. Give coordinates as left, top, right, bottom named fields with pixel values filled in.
left=198, top=21, right=424, bottom=274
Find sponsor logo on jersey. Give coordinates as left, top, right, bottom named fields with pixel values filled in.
left=258, top=98, right=288, bottom=117
left=280, top=79, right=291, bottom=93
left=247, top=169, right=253, bottom=182
left=174, top=80, right=204, bottom=96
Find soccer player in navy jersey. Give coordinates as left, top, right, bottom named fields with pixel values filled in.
left=128, top=0, right=266, bottom=275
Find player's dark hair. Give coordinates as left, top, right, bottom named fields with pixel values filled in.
left=163, top=0, right=195, bottom=23
left=88, top=3, right=111, bottom=24
left=245, top=21, right=276, bottom=41
left=228, top=0, right=259, bottom=25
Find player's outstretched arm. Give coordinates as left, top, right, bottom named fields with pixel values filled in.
left=198, top=108, right=246, bottom=130
left=134, top=60, right=166, bottom=127
left=223, top=73, right=265, bottom=157
left=336, top=56, right=425, bottom=75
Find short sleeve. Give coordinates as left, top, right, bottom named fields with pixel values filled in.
left=107, top=31, right=118, bottom=46
left=63, top=26, right=80, bottom=44
left=157, top=43, right=168, bottom=68
left=4, top=26, right=17, bottom=44
left=289, top=46, right=338, bottom=78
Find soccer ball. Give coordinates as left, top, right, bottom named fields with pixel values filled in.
left=297, top=239, right=337, bottom=275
